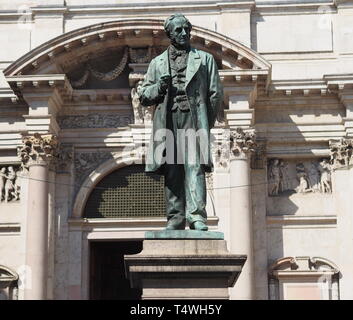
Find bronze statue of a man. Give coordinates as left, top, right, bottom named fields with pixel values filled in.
left=139, top=14, right=223, bottom=231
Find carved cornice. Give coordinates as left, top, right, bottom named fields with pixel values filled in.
left=5, top=74, right=73, bottom=107
left=17, top=133, right=59, bottom=167
left=324, top=73, right=353, bottom=92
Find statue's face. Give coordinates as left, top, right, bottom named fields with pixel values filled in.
left=168, top=17, right=191, bottom=48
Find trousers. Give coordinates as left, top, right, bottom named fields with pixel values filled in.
left=164, top=107, right=207, bottom=229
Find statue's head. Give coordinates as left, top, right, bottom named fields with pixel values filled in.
left=164, top=13, right=192, bottom=49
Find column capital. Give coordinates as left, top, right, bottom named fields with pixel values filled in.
left=18, top=133, right=59, bottom=167
left=230, top=127, right=257, bottom=160
left=329, top=138, right=353, bottom=169
left=212, top=127, right=257, bottom=171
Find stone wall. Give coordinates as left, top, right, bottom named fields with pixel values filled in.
left=0, top=0, right=352, bottom=300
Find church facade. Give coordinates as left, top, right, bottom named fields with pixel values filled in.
left=0, top=0, right=352, bottom=300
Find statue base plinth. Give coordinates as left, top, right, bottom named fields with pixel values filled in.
left=145, top=230, right=224, bottom=239
left=124, top=233, right=247, bottom=299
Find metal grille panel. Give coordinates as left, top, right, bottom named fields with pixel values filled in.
left=84, top=165, right=165, bottom=218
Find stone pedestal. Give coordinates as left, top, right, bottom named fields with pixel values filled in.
left=124, top=231, right=247, bottom=300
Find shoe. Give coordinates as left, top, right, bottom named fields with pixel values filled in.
left=190, top=221, right=208, bottom=231
left=165, top=220, right=185, bottom=230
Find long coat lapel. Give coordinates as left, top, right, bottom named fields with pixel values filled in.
left=157, top=50, right=170, bottom=76
left=185, top=49, right=201, bottom=88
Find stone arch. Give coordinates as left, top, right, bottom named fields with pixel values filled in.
left=0, top=265, right=19, bottom=300
left=3, top=19, right=271, bottom=77
left=73, top=150, right=216, bottom=219
left=72, top=151, right=143, bottom=219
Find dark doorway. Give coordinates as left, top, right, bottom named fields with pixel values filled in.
left=89, top=241, right=143, bottom=300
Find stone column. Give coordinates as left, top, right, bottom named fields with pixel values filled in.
left=18, top=133, right=58, bottom=300
left=330, top=138, right=353, bottom=299
left=228, top=128, right=256, bottom=300
left=54, top=145, right=74, bottom=299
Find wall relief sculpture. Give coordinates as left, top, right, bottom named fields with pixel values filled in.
left=295, top=163, right=309, bottom=194
left=0, top=166, right=21, bottom=203
left=268, top=159, right=332, bottom=196
left=74, top=151, right=115, bottom=193
left=318, top=159, right=332, bottom=193
left=268, top=159, right=281, bottom=196
left=55, top=144, right=74, bottom=173
left=69, top=46, right=163, bottom=89
left=58, top=114, right=133, bottom=129
left=131, top=80, right=154, bottom=125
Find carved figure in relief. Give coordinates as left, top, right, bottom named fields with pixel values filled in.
left=330, top=146, right=341, bottom=169
left=143, top=105, right=154, bottom=124
left=131, top=80, right=154, bottom=124
left=0, top=168, right=6, bottom=201
left=307, top=161, right=320, bottom=193
left=340, top=144, right=350, bottom=167
left=77, top=153, right=89, bottom=169
left=279, top=160, right=290, bottom=192
left=268, top=159, right=281, bottom=196
left=131, top=80, right=144, bottom=124
left=214, top=142, right=229, bottom=169
left=295, top=163, right=309, bottom=193
left=318, top=159, right=332, bottom=193
left=4, top=167, right=19, bottom=202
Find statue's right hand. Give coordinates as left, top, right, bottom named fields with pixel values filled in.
left=158, top=74, right=171, bottom=94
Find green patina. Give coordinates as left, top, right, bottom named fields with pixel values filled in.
left=139, top=14, right=223, bottom=232
left=145, top=230, right=224, bottom=240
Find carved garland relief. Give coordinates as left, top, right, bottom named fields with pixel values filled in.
left=69, top=46, right=157, bottom=89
